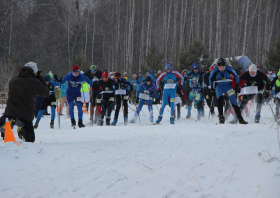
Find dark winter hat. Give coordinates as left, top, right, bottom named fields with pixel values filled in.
left=138, top=72, right=142, bottom=75
left=43, top=75, right=50, bottom=82
left=204, top=67, right=209, bottom=72
left=72, top=65, right=80, bottom=71
left=192, top=63, right=199, bottom=70
left=257, top=65, right=261, bottom=69
left=115, top=72, right=121, bottom=77
left=217, top=58, right=226, bottom=66
left=165, top=63, right=172, bottom=70
left=145, top=76, right=152, bottom=82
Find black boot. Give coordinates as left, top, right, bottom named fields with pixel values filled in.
left=218, top=115, right=225, bottom=124
left=239, top=117, right=248, bottom=124
left=50, top=120, right=54, bottom=129
left=71, top=118, right=76, bottom=127
left=78, top=119, right=85, bottom=128
left=99, top=119, right=104, bottom=126
left=255, top=115, right=260, bottom=123
left=106, top=118, right=111, bottom=125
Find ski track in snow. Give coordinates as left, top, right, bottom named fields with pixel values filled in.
left=0, top=104, right=280, bottom=198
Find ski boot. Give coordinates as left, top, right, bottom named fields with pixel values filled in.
left=130, top=116, right=137, bottom=123
left=124, top=116, right=128, bottom=125
left=197, top=114, right=201, bottom=121
left=99, top=118, right=104, bottom=126
left=150, top=116, right=154, bottom=123
left=170, top=116, right=175, bottom=124
left=106, top=118, right=111, bottom=125
left=156, top=115, right=163, bottom=124
left=34, top=121, right=39, bottom=129
left=111, top=118, right=118, bottom=126
left=186, top=113, right=191, bottom=119
left=218, top=115, right=225, bottom=124
left=239, top=117, right=248, bottom=124
left=177, top=113, right=181, bottom=120
left=78, top=119, right=85, bottom=128
left=50, top=120, right=54, bottom=129
left=71, top=118, right=76, bottom=128
left=255, top=115, right=260, bottom=123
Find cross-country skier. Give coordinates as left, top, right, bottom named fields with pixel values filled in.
left=271, top=70, right=280, bottom=118
left=111, top=72, right=130, bottom=125
left=84, top=65, right=103, bottom=123
left=33, top=75, right=57, bottom=129
left=130, top=76, right=159, bottom=123
left=61, top=65, right=92, bottom=128
left=155, top=63, right=184, bottom=124
left=230, top=64, right=271, bottom=123
left=209, top=58, right=247, bottom=124
left=98, top=70, right=115, bottom=126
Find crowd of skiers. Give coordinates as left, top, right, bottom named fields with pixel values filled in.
left=0, top=58, right=279, bottom=142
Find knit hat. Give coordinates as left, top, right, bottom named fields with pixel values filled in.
left=48, top=71, right=53, bottom=78
left=115, top=72, right=121, bottom=77
left=249, top=64, right=257, bottom=73
left=25, top=62, right=38, bottom=74
left=72, top=65, right=80, bottom=71
left=192, top=63, right=199, bottom=70
left=257, top=65, right=261, bottom=69
left=277, top=70, right=280, bottom=76
left=123, top=72, right=128, bottom=75
left=43, top=75, right=50, bottom=82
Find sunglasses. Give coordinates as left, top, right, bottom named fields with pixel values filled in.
left=73, top=70, right=80, bottom=73
left=91, top=69, right=97, bottom=72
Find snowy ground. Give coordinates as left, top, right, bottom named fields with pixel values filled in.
left=0, top=102, right=280, bottom=198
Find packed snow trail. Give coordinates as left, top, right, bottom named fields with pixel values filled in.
left=0, top=104, right=280, bottom=198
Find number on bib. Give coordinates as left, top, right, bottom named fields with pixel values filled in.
left=76, top=97, right=82, bottom=102
left=109, top=97, right=114, bottom=101
left=97, top=99, right=101, bottom=103
left=51, top=102, right=56, bottom=106
left=227, top=89, right=235, bottom=97
left=195, top=93, right=200, bottom=100
left=124, top=96, right=129, bottom=100
left=170, top=98, right=176, bottom=102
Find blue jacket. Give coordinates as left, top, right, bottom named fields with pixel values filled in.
left=137, top=82, right=158, bottom=99
left=113, top=77, right=129, bottom=90
left=149, top=74, right=156, bottom=83
left=209, top=66, right=238, bottom=87
left=61, top=73, right=92, bottom=95
left=156, top=70, right=184, bottom=90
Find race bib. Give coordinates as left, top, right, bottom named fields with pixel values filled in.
left=115, top=89, right=126, bottom=95
left=206, top=95, right=209, bottom=99
left=227, top=89, right=235, bottom=97
left=100, top=91, right=113, bottom=94
left=96, top=99, right=101, bottom=103
left=215, top=79, right=232, bottom=83
left=123, top=96, right=129, bottom=100
left=175, top=96, right=182, bottom=104
left=51, top=102, right=56, bottom=106
left=109, top=97, right=114, bottom=101
left=139, top=93, right=150, bottom=100
left=164, top=84, right=176, bottom=89
left=239, top=86, right=258, bottom=95
left=76, top=97, right=82, bottom=102
left=170, top=98, right=176, bottom=102
left=195, top=93, right=200, bottom=100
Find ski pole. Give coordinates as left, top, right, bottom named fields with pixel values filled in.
left=208, top=96, right=214, bottom=121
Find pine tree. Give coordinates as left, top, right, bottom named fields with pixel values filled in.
left=141, top=42, right=164, bottom=73
left=265, top=35, right=280, bottom=71
left=179, top=40, right=212, bottom=71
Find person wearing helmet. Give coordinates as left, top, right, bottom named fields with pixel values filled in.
left=84, top=65, right=103, bottom=125
left=111, top=72, right=130, bottom=126
left=270, top=70, right=280, bottom=118
left=61, top=65, right=93, bottom=128
left=184, top=63, right=204, bottom=120
left=130, top=76, right=159, bottom=124
left=209, top=58, right=247, bottom=124
left=233, top=64, right=271, bottom=123
left=155, top=63, right=184, bottom=124
left=98, top=70, right=116, bottom=126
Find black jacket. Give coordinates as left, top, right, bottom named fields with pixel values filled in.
left=84, top=69, right=102, bottom=90
left=239, top=71, right=270, bottom=91
left=4, top=67, right=49, bottom=121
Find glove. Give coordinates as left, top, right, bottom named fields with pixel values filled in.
left=235, top=84, right=241, bottom=94
left=136, top=98, right=139, bottom=104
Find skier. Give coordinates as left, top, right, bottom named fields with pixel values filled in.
left=34, top=75, right=57, bottom=129
left=130, top=76, right=159, bottom=123
left=203, top=67, right=216, bottom=115
left=61, top=65, right=92, bottom=128
left=84, top=65, right=103, bottom=123
left=111, top=72, right=130, bottom=125
left=231, top=64, right=271, bottom=123
left=135, top=72, right=145, bottom=102
left=98, top=70, right=115, bottom=126
left=185, top=63, right=203, bottom=120
left=155, top=63, right=184, bottom=124
left=271, top=70, right=280, bottom=117
left=0, top=62, right=49, bottom=142
left=209, top=58, right=247, bottom=124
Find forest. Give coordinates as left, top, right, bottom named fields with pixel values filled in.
left=0, top=0, right=279, bottom=85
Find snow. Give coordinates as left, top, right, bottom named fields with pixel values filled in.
left=1, top=103, right=280, bottom=198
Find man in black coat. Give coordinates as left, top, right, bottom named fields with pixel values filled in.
left=0, top=62, right=49, bottom=142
